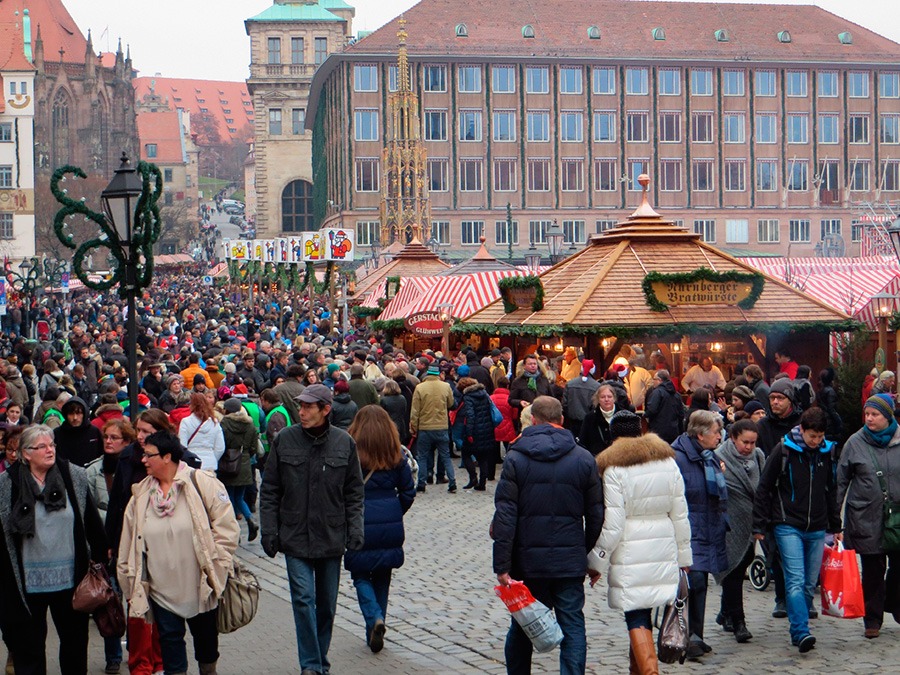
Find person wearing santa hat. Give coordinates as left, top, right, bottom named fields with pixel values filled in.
left=562, top=359, right=600, bottom=438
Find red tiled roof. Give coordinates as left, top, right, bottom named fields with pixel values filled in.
left=25, top=0, right=89, bottom=64
left=133, top=76, right=254, bottom=143
left=347, top=0, right=900, bottom=62
left=0, top=17, right=35, bottom=72
left=136, top=110, right=185, bottom=164
left=99, top=51, right=116, bottom=68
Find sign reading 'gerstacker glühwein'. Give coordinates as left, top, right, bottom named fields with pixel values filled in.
left=404, top=312, right=445, bottom=337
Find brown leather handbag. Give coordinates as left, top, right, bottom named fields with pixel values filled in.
left=72, top=561, right=115, bottom=613
left=657, top=569, right=690, bottom=664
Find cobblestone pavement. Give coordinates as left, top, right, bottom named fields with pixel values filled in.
left=7, top=477, right=900, bottom=673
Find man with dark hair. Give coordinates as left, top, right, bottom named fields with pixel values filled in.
left=260, top=384, right=364, bottom=675
left=644, top=369, right=685, bottom=443
left=493, top=395, right=603, bottom=675
left=775, top=349, right=799, bottom=380
left=347, top=364, right=379, bottom=409
left=753, top=407, right=840, bottom=653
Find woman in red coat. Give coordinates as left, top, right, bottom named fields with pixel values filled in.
left=490, top=377, right=518, bottom=479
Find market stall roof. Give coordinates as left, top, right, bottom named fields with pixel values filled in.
left=353, top=238, right=450, bottom=304
left=463, top=175, right=853, bottom=336
left=438, top=238, right=517, bottom=276
left=379, top=270, right=528, bottom=321
left=739, top=255, right=900, bottom=330
left=362, top=274, right=440, bottom=309
left=155, top=254, right=195, bottom=266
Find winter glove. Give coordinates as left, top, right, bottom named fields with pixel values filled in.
left=261, top=534, right=280, bottom=558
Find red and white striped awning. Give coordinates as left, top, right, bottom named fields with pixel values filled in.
left=739, top=256, right=900, bottom=329
left=379, top=270, right=537, bottom=321
left=360, top=275, right=440, bottom=308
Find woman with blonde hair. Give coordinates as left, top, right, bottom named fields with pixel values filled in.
left=345, top=405, right=416, bottom=653
left=178, top=393, right=226, bottom=470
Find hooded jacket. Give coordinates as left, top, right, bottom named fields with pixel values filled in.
left=492, top=424, right=603, bottom=579
left=219, top=408, right=259, bottom=486
left=178, top=415, right=226, bottom=471
left=753, top=427, right=841, bottom=536
left=53, top=397, right=104, bottom=467
left=458, top=383, right=496, bottom=455
left=490, top=388, right=517, bottom=443
left=588, top=434, right=692, bottom=611
left=90, top=403, right=124, bottom=430
left=4, top=370, right=27, bottom=411
left=644, top=379, right=685, bottom=443
left=330, top=392, right=358, bottom=430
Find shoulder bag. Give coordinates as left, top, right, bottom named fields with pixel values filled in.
left=188, top=470, right=260, bottom=633
left=217, top=444, right=243, bottom=478
left=864, top=447, right=900, bottom=551
left=656, top=569, right=690, bottom=664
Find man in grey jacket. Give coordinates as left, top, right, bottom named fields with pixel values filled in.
left=259, top=384, right=365, bottom=675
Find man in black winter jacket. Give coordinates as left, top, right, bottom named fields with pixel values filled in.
left=644, top=370, right=684, bottom=443
left=756, top=378, right=801, bottom=456
left=492, top=396, right=603, bottom=675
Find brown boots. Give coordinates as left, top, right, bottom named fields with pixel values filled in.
left=628, top=627, right=659, bottom=675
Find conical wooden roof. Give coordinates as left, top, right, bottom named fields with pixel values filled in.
left=353, top=238, right=450, bottom=303
left=464, top=176, right=852, bottom=333
left=440, top=237, right=517, bottom=276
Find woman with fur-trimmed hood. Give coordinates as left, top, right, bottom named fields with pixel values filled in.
left=588, top=426, right=692, bottom=675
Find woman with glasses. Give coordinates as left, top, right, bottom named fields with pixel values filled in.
left=0, top=424, right=107, bottom=674
left=118, top=430, right=239, bottom=675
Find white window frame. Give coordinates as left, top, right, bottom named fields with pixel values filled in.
left=818, top=114, right=839, bottom=144
left=492, top=66, right=515, bottom=93
left=625, top=68, right=648, bottom=95
left=593, top=159, right=617, bottom=192
left=723, top=70, right=745, bottom=96
left=848, top=71, right=869, bottom=98
left=354, top=158, right=380, bottom=192
left=755, top=114, right=777, bottom=144
left=354, top=64, right=378, bottom=92
left=691, top=112, right=713, bottom=143
left=529, top=220, right=551, bottom=245
left=817, top=71, right=838, bottom=98
left=593, top=111, right=616, bottom=142
left=691, top=68, right=713, bottom=96
left=659, top=159, right=682, bottom=192
left=787, top=114, right=809, bottom=144
left=353, top=109, right=378, bottom=141
left=355, top=220, right=381, bottom=246
left=458, top=66, right=482, bottom=93
left=725, top=219, right=749, bottom=243
left=659, top=111, right=681, bottom=143
left=593, top=67, right=616, bottom=95
left=849, top=115, right=870, bottom=144
left=526, top=66, right=549, bottom=94
left=626, top=111, right=648, bottom=142
left=527, top=111, right=550, bottom=142
left=560, top=159, right=584, bottom=192
left=757, top=219, right=780, bottom=243
left=432, top=220, right=451, bottom=245
left=424, top=109, right=448, bottom=141
left=493, top=158, right=517, bottom=192
left=428, top=158, right=449, bottom=192
left=880, top=72, right=900, bottom=98
left=789, top=219, right=811, bottom=243
left=493, top=110, right=516, bottom=142
left=755, top=70, right=776, bottom=97
left=560, top=111, right=584, bottom=142
left=562, top=219, right=586, bottom=244
left=693, top=219, right=716, bottom=243
left=881, top=114, right=900, bottom=144
left=527, top=158, right=551, bottom=192
left=786, top=70, right=808, bottom=97
left=461, top=220, right=484, bottom=245
left=724, top=160, right=747, bottom=192
left=723, top=113, right=745, bottom=143
left=692, top=159, right=715, bottom=191
left=459, top=159, right=484, bottom=192
left=788, top=161, right=809, bottom=191
left=495, top=219, right=519, bottom=245
left=423, top=65, right=447, bottom=92
left=559, top=67, right=583, bottom=95
left=658, top=68, right=681, bottom=95
left=850, top=161, right=870, bottom=191
left=459, top=109, right=483, bottom=142
left=882, top=160, right=900, bottom=191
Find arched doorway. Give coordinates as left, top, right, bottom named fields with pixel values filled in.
left=281, top=180, right=314, bottom=232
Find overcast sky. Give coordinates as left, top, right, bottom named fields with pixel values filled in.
left=63, top=0, right=900, bottom=82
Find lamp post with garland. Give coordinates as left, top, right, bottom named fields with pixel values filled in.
left=5, top=256, right=41, bottom=339
left=51, top=152, right=162, bottom=417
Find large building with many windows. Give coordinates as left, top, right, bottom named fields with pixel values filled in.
left=306, top=0, right=900, bottom=259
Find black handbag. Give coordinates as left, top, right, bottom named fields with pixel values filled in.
left=657, top=569, right=690, bottom=664
left=217, top=446, right=243, bottom=478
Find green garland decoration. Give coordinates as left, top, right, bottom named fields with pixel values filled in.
left=352, top=305, right=383, bottom=318
left=497, top=275, right=545, bottom=313
left=51, top=160, right=162, bottom=298
left=300, top=262, right=333, bottom=294
left=889, top=311, right=900, bottom=332
left=371, top=318, right=405, bottom=332
left=641, top=268, right=766, bottom=313
left=452, top=319, right=863, bottom=338
left=385, top=276, right=401, bottom=300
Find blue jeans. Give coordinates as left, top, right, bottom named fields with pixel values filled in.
left=504, top=577, right=586, bottom=675
left=226, top=484, right=252, bottom=521
left=625, top=608, right=653, bottom=631
left=104, top=578, right=123, bottom=664
left=774, top=524, right=825, bottom=643
left=285, top=556, right=341, bottom=674
left=352, top=570, right=392, bottom=641
left=148, top=599, right=218, bottom=674
left=416, top=429, right=455, bottom=488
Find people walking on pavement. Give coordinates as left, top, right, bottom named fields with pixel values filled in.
left=492, top=396, right=603, bottom=675
left=345, top=405, right=416, bottom=653
left=672, top=410, right=729, bottom=658
left=260, top=383, right=365, bottom=675
left=562, top=359, right=599, bottom=438
left=219, top=397, right=260, bottom=542
left=837, top=394, right=900, bottom=639
left=453, top=377, right=497, bottom=491
left=410, top=363, right=457, bottom=493
left=753, top=407, right=841, bottom=653
left=117, top=430, right=240, bottom=675
left=644, top=369, right=685, bottom=443
left=588, top=422, right=691, bottom=674
left=714, top=419, right=765, bottom=643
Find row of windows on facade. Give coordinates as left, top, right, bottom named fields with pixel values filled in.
left=133, top=155, right=189, bottom=188
left=352, top=216, right=856, bottom=248
left=350, top=156, right=900, bottom=194
left=344, top=108, right=900, bottom=145
left=266, top=109, right=306, bottom=135
left=351, top=64, right=900, bottom=99
left=266, top=36, right=329, bottom=66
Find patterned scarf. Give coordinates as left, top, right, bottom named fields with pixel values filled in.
left=700, top=447, right=729, bottom=505
left=148, top=462, right=187, bottom=517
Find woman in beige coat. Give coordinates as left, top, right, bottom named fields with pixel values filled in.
left=117, top=430, right=239, bottom=675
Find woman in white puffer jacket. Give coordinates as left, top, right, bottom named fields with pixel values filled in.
left=177, top=393, right=226, bottom=471
left=588, top=421, right=692, bottom=675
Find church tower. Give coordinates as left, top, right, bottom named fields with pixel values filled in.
left=379, top=18, right=430, bottom=246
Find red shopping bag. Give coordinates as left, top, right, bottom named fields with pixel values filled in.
left=820, top=541, right=865, bottom=619
left=495, top=581, right=563, bottom=653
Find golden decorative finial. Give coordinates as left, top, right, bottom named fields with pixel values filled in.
left=630, top=173, right=661, bottom=218
left=397, top=16, right=408, bottom=44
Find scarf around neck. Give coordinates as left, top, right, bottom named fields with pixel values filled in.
left=525, top=370, right=539, bottom=391
left=10, top=462, right=67, bottom=537
left=863, top=417, right=898, bottom=448
left=148, top=462, right=187, bottom=517
left=692, top=437, right=728, bottom=505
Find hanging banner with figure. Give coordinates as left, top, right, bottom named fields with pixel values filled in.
left=301, top=232, right=326, bottom=262
left=323, top=228, right=355, bottom=261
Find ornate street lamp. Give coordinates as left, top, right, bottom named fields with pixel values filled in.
left=52, top=152, right=162, bottom=417
left=872, top=291, right=898, bottom=359
left=524, top=251, right=542, bottom=275
left=887, top=218, right=900, bottom=264
left=438, top=302, right=455, bottom=356
left=546, top=219, right=565, bottom=265
left=6, top=256, right=41, bottom=338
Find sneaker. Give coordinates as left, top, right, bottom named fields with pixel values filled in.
left=772, top=601, right=787, bottom=618
left=105, top=662, right=121, bottom=674
left=416, top=485, right=426, bottom=493
left=447, top=484, right=457, bottom=494
left=369, top=619, right=386, bottom=653
left=797, top=634, right=816, bottom=653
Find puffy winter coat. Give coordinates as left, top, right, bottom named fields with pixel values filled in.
left=380, top=394, right=410, bottom=445
left=178, top=415, right=226, bottom=471
left=756, top=408, right=800, bottom=456
left=219, top=409, right=259, bottom=486
left=837, top=424, right=900, bottom=554
left=644, top=379, right=684, bottom=443
left=344, top=459, right=416, bottom=575
left=53, top=397, right=103, bottom=467
left=330, top=393, right=358, bottom=431
left=490, top=388, right=517, bottom=443
left=459, top=383, right=496, bottom=456
left=492, top=424, right=604, bottom=579
left=589, top=434, right=692, bottom=611
left=579, top=405, right=624, bottom=456
left=672, top=433, right=729, bottom=575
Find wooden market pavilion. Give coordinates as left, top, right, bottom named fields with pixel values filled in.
left=460, top=176, right=858, bottom=379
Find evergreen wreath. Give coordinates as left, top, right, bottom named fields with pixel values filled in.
left=642, top=268, right=765, bottom=312
left=497, top=275, right=545, bottom=313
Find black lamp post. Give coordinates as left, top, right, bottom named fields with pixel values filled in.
left=6, top=256, right=41, bottom=339
left=52, top=152, right=162, bottom=418
left=546, top=219, right=565, bottom=265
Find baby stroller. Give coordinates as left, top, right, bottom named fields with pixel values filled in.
left=749, top=538, right=772, bottom=591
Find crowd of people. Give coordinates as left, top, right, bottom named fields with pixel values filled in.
left=0, top=267, right=896, bottom=674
